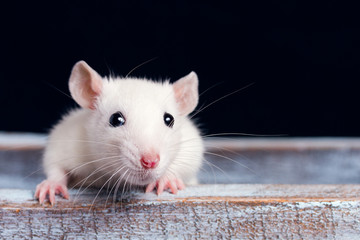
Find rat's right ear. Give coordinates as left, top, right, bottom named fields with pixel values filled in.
left=69, top=61, right=103, bottom=109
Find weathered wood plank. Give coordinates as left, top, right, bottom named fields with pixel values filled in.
left=2, top=146, right=360, bottom=189
left=205, top=137, right=360, bottom=150
left=1, top=134, right=360, bottom=238
left=0, top=132, right=46, bottom=150
left=0, top=185, right=359, bottom=239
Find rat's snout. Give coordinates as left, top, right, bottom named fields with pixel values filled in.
left=140, top=152, right=160, bottom=169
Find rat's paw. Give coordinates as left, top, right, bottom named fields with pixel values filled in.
left=35, top=180, right=69, bottom=205
left=145, top=175, right=185, bottom=195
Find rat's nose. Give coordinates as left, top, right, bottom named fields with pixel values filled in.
left=140, top=153, right=160, bottom=169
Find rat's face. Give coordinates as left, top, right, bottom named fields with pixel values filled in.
left=68, top=61, right=199, bottom=186
left=87, top=79, right=183, bottom=185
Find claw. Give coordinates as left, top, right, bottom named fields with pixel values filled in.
left=146, top=175, right=185, bottom=195
left=145, top=182, right=157, bottom=193
left=34, top=180, right=69, bottom=205
left=157, top=179, right=165, bottom=195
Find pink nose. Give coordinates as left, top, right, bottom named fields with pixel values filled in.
left=140, top=153, right=160, bottom=169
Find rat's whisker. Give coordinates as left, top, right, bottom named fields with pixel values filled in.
left=106, top=168, right=130, bottom=207
left=57, top=155, right=121, bottom=184
left=206, top=144, right=258, bottom=168
left=24, top=152, right=119, bottom=180
left=43, top=81, right=73, bottom=99
left=71, top=161, right=120, bottom=202
left=115, top=170, right=131, bottom=208
left=121, top=171, right=131, bottom=197
left=201, top=157, right=231, bottom=183
left=113, top=169, right=130, bottom=208
left=90, top=166, right=128, bottom=210
left=199, top=81, right=224, bottom=98
left=204, top=151, right=257, bottom=176
left=125, top=57, right=158, bottom=78
left=47, top=139, right=120, bottom=149
left=189, top=82, right=255, bottom=120
left=75, top=164, right=127, bottom=203
left=202, top=132, right=287, bottom=138
left=70, top=160, right=122, bottom=193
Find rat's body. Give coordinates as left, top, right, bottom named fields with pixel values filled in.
left=35, top=61, right=204, bottom=204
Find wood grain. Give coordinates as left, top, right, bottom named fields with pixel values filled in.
left=1, top=184, right=359, bottom=239
left=1, top=134, right=360, bottom=238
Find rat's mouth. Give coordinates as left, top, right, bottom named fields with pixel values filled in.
left=127, top=169, right=158, bottom=185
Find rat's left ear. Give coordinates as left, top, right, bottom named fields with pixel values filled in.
left=173, top=71, right=199, bottom=116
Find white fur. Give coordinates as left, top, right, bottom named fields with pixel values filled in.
left=43, top=71, right=204, bottom=190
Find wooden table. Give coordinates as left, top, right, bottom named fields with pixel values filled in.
left=0, top=134, right=359, bottom=239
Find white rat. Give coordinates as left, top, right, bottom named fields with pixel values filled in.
left=35, top=61, right=204, bottom=205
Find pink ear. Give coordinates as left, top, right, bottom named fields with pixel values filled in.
left=68, top=61, right=103, bottom=109
left=173, top=71, right=199, bottom=116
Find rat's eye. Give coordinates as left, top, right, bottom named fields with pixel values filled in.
left=109, top=112, right=125, bottom=127
left=164, top=113, right=174, bottom=128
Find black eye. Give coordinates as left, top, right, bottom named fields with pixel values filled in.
left=109, top=112, right=126, bottom=127
left=164, top=113, right=174, bottom=128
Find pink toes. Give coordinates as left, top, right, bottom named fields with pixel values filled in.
left=35, top=180, right=69, bottom=205
left=145, top=176, right=185, bottom=195
left=55, top=184, right=69, bottom=199
left=145, top=182, right=157, bottom=193
left=175, top=178, right=185, bottom=190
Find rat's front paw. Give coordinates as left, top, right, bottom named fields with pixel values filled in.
left=35, top=180, right=69, bottom=205
left=145, top=175, right=185, bottom=195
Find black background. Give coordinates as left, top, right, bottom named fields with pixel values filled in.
left=1, top=1, right=360, bottom=136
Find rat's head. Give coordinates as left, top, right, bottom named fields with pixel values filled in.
left=69, top=61, right=199, bottom=185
